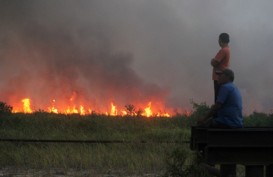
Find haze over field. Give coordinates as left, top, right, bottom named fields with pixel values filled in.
left=0, top=0, right=273, bottom=114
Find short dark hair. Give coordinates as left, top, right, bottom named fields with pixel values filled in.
left=219, top=33, right=230, bottom=43
left=222, top=68, right=234, bottom=82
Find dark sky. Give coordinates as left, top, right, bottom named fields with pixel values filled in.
left=0, top=0, right=273, bottom=114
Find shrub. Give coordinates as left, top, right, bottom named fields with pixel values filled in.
left=163, top=147, right=189, bottom=177
left=244, top=111, right=273, bottom=127
left=125, top=104, right=136, bottom=116
left=187, top=101, right=210, bottom=126
left=163, top=147, right=210, bottom=177
left=0, top=101, right=12, bottom=114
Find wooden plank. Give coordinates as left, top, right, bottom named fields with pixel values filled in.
left=266, top=165, right=273, bottom=177
left=220, top=164, right=236, bottom=177
left=191, top=127, right=273, bottom=166
left=245, top=165, right=264, bottom=177
left=190, top=127, right=208, bottom=150
left=207, top=128, right=273, bottom=147
left=205, top=146, right=273, bottom=165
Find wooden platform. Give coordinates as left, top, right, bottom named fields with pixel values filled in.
left=190, top=126, right=273, bottom=177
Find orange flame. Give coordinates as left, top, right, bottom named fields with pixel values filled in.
left=80, top=105, right=85, bottom=115
left=48, top=99, right=58, bottom=113
left=21, top=98, right=32, bottom=113
left=143, top=102, right=152, bottom=117
left=110, top=102, right=118, bottom=116
left=11, top=95, right=174, bottom=117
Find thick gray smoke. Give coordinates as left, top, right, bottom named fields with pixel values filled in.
left=0, top=0, right=273, bottom=114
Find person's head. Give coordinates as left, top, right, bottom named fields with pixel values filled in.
left=217, top=68, right=234, bottom=84
left=218, top=33, right=230, bottom=47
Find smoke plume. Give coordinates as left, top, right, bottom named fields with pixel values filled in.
left=0, top=0, right=273, bottom=114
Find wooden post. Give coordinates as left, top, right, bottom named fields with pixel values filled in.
left=245, top=165, right=264, bottom=177
left=266, top=165, right=273, bottom=177
left=220, top=164, right=236, bottom=177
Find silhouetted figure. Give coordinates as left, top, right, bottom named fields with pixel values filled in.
left=211, top=33, right=230, bottom=103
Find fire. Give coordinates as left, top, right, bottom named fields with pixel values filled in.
left=80, top=106, right=85, bottom=115
left=13, top=94, right=170, bottom=117
left=110, top=102, right=118, bottom=116
left=22, top=98, right=32, bottom=113
left=48, top=100, right=58, bottom=113
left=143, top=102, right=152, bottom=117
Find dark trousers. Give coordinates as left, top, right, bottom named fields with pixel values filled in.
left=214, top=80, right=221, bottom=103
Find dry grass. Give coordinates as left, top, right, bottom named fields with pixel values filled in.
left=0, top=113, right=190, bottom=175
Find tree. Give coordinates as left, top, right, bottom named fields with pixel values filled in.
left=0, top=102, right=13, bottom=113
left=125, top=104, right=136, bottom=116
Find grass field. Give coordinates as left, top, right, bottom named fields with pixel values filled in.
left=0, top=113, right=191, bottom=176
left=1, top=102, right=273, bottom=176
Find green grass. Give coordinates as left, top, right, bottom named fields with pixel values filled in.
left=0, top=113, right=190, bottom=140
left=1, top=104, right=272, bottom=176
left=0, top=113, right=190, bottom=175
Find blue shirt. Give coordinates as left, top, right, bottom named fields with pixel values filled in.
left=215, top=82, right=243, bottom=128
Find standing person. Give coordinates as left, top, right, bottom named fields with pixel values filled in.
left=211, top=33, right=230, bottom=103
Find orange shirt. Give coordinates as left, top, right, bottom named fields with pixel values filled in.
left=212, top=46, right=230, bottom=80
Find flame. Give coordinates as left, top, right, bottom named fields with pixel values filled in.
left=143, top=102, right=152, bottom=117
left=21, top=98, right=32, bottom=113
left=80, top=105, right=85, bottom=115
left=121, top=110, right=127, bottom=116
left=48, top=99, right=58, bottom=113
left=110, top=102, right=118, bottom=116
left=10, top=94, right=174, bottom=117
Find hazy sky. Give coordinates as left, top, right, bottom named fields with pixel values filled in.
left=0, top=0, right=273, bottom=114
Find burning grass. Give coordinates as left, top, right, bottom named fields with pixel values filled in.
left=1, top=103, right=272, bottom=176
left=0, top=113, right=190, bottom=175
left=9, top=97, right=175, bottom=117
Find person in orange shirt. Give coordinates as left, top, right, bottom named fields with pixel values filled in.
left=211, top=33, right=230, bottom=102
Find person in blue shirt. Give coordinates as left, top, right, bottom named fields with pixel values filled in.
left=198, top=68, right=243, bottom=128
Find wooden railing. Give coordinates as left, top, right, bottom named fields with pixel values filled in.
left=190, top=126, right=273, bottom=177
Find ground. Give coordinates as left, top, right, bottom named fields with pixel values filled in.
left=0, top=167, right=162, bottom=177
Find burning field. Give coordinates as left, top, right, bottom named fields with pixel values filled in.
left=0, top=36, right=173, bottom=117
left=0, top=1, right=199, bottom=117
left=0, top=14, right=175, bottom=117
left=14, top=97, right=171, bottom=117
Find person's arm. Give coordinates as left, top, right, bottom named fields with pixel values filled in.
left=197, top=102, right=222, bottom=125
left=211, top=48, right=225, bottom=67
left=211, top=58, right=220, bottom=67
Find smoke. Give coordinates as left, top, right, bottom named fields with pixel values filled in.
left=0, top=0, right=273, bottom=114
left=0, top=0, right=169, bottom=112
